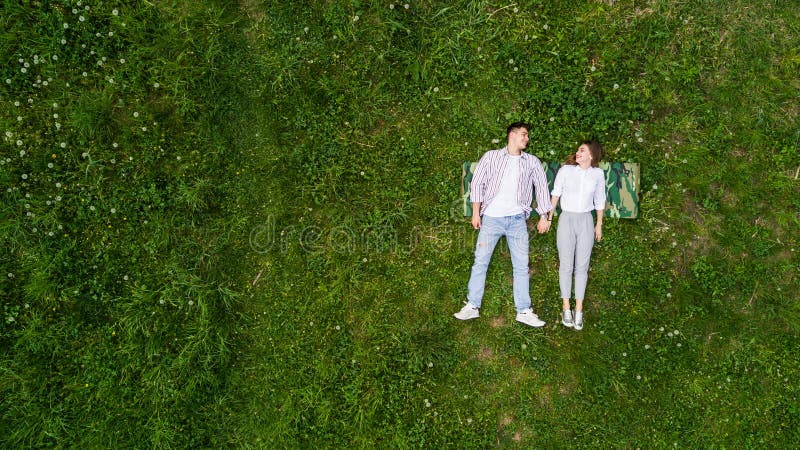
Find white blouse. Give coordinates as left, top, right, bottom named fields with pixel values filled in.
left=551, top=165, right=606, bottom=213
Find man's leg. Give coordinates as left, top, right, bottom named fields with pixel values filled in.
left=506, top=213, right=531, bottom=312
left=465, top=216, right=503, bottom=309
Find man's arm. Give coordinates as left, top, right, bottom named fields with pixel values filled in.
left=471, top=202, right=481, bottom=229
left=469, top=151, right=493, bottom=229
left=469, top=152, right=492, bottom=205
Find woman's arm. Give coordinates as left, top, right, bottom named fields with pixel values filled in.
left=594, top=171, right=606, bottom=241
left=549, top=195, right=560, bottom=221
left=594, top=210, right=603, bottom=241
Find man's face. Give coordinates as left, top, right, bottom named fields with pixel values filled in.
left=509, top=128, right=529, bottom=149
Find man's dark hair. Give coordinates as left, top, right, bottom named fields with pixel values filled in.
left=506, top=122, right=531, bottom=139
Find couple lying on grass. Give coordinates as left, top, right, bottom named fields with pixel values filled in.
left=454, top=122, right=605, bottom=330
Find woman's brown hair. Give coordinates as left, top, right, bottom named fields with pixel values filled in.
left=565, top=140, right=603, bottom=167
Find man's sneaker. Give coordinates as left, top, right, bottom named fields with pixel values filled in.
left=574, top=311, right=584, bottom=330
left=516, top=308, right=546, bottom=327
left=561, top=309, right=574, bottom=328
left=454, top=303, right=480, bottom=320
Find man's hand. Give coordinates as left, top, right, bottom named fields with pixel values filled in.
left=471, top=213, right=481, bottom=229
left=536, top=216, right=551, bottom=234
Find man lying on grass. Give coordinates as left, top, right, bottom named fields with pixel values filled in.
left=454, top=122, right=552, bottom=327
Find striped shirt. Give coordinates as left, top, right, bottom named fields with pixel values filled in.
left=470, top=147, right=552, bottom=218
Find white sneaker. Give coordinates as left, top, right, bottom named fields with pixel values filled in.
left=454, top=303, right=479, bottom=320
left=561, top=309, right=574, bottom=328
left=516, top=308, right=545, bottom=327
left=574, top=311, right=584, bottom=330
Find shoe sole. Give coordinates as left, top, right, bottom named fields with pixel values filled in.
left=454, top=314, right=479, bottom=320
left=516, top=319, right=545, bottom=328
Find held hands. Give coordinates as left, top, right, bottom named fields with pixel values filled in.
left=537, top=216, right=551, bottom=234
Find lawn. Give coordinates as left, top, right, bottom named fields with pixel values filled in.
left=2, top=0, right=798, bottom=447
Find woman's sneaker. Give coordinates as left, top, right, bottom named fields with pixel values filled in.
left=561, top=309, right=574, bottom=328
left=574, top=311, right=584, bottom=330
left=454, top=303, right=480, bottom=320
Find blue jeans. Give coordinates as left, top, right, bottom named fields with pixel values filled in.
left=466, top=213, right=531, bottom=312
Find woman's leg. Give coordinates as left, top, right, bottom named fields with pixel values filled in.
left=573, top=212, right=595, bottom=310
left=557, top=213, right=577, bottom=302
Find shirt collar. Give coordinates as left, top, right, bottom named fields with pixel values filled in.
left=502, top=147, right=528, bottom=159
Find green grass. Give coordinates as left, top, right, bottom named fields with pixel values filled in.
left=2, top=0, right=799, bottom=447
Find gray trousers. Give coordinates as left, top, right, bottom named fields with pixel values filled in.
left=557, top=211, right=595, bottom=300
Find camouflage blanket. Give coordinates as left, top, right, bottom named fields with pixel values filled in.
left=461, top=161, right=640, bottom=218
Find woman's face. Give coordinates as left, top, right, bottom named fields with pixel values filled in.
left=575, top=144, right=592, bottom=165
